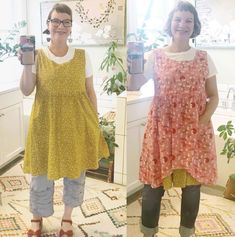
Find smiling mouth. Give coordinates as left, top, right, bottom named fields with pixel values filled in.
left=55, top=31, right=66, bottom=34
left=176, top=30, right=188, bottom=34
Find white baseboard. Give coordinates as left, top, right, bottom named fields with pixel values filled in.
left=127, top=180, right=143, bottom=197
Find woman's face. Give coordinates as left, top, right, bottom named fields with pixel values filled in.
left=47, top=10, right=72, bottom=43
left=171, top=10, right=194, bottom=41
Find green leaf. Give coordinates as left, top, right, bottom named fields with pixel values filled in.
left=220, top=150, right=227, bottom=155
left=228, top=130, right=233, bottom=136
left=217, top=125, right=226, bottom=131
left=223, top=133, right=228, bottom=140
left=219, top=131, right=225, bottom=138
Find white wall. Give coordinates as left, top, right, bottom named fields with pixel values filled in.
left=0, top=58, right=23, bottom=83
left=206, top=49, right=235, bottom=85
left=127, top=0, right=235, bottom=85
left=26, top=0, right=126, bottom=83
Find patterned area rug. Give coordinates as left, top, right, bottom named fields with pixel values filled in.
left=0, top=162, right=126, bottom=237
left=128, top=188, right=235, bottom=237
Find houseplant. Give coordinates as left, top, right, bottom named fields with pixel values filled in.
left=0, top=21, right=27, bottom=62
left=99, top=114, right=118, bottom=161
left=100, top=41, right=126, bottom=96
left=217, top=121, right=235, bottom=200
left=217, top=120, right=235, bottom=163
left=98, top=114, right=118, bottom=182
left=87, top=113, right=118, bottom=183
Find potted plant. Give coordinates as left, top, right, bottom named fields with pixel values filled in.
left=99, top=113, right=118, bottom=182
left=217, top=121, right=235, bottom=200
left=0, top=21, right=27, bottom=62
left=100, top=41, right=126, bottom=96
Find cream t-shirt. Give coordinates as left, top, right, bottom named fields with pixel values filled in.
left=32, top=46, right=93, bottom=78
left=144, top=47, right=217, bottom=80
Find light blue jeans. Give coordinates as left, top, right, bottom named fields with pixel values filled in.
left=29, top=172, right=86, bottom=217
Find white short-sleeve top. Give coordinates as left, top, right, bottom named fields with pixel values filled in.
left=144, top=47, right=217, bottom=80
left=32, top=46, right=93, bottom=78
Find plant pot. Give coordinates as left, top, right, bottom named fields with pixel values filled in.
left=224, top=174, right=235, bottom=201
left=107, top=160, right=114, bottom=183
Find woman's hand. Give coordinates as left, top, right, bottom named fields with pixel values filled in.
left=199, top=76, right=219, bottom=126
left=17, top=49, right=23, bottom=63
left=199, top=114, right=211, bottom=125
left=127, top=73, right=147, bottom=91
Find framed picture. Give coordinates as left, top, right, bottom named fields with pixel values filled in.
left=40, top=0, right=125, bottom=45
left=195, top=0, right=235, bottom=48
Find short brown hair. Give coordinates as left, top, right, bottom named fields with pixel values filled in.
left=164, top=1, right=201, bottom=38
left=47, top=3, right=72, bottom=21
left=43, top=3, right=72, bottom=34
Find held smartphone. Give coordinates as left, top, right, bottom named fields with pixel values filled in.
left=127, top=41, right=144, bottom=74
left=19, top=35, right=35, bottom=65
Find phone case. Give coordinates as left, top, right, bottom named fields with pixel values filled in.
left=20, top=35, right=35, bottom=65
left=127, top=41, right=144, bottom=74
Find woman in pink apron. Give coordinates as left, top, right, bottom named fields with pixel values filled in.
left=138, top=1, right=219, bottom=237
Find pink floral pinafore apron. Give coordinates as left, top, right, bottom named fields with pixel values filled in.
left=139, top=48, right=217, bottom=188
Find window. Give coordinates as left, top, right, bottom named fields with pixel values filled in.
left=127, top=0, right=174, bottom=46
left=135, top=0, right=173, bottom=30
left=0, top=0, right=26, bottom=82
left=0, top=0, right=26, bottom=34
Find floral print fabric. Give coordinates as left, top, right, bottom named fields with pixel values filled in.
left=139, top=49, right=217, bottom=188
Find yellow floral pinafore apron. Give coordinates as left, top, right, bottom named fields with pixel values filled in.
left=23, top=49, right=109, bottom=180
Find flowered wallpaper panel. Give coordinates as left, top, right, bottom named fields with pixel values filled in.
left=195, top=0, right=235, bottom=48
left=40, top=0, right=125, bottom=45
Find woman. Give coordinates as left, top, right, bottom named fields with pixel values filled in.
left=135, top=1, right=219, bottom=237
left=19, top=3, right=109, bottom=237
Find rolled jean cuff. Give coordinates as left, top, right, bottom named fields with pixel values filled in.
left=140, top=222, right=158, bottom=235
left=179, top=225, right=195, bottom=237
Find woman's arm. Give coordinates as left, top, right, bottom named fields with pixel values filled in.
left=127, top=51, right=154, bottom=91
left=127, top=74, right=148, bottom=91
left=199, top=76, right=219, bottom=124
left=85, top=76, right=98, bottom=113
left=19, top=49, right=36, bottom=96
left=20, top=66, right=36, bottom=96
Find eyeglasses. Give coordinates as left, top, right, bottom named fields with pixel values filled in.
left=48, top=18, right=72, bottom=27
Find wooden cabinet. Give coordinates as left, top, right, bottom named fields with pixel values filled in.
left=0, top=89, right=25, bottom=168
